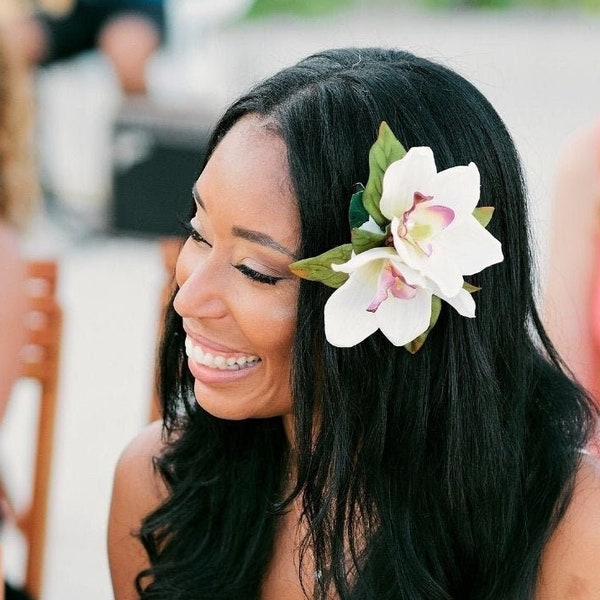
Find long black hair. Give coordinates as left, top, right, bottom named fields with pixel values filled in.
left=137, top=47, right=597, bottom=599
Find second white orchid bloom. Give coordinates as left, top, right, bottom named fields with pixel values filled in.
left=380, top=146, right=503, bottom=298
left=325, top=246, right=476, bottom=348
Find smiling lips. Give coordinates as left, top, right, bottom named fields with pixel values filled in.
left=184, top=336, right=261, bottom=371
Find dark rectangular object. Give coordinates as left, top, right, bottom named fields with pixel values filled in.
left=110, top=97, right=214, bottom=237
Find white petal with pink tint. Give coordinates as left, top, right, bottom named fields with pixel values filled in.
left=436, top=215, right=503, bottom=276
left=422, top=163, right=480, bottom=223
left=379, top=147, right=437, bottom=220
left=332, top=246, right=397, bottom=274
left=325, top=250, right=434, bottom=347
left=376, top=286, right=433, bottom=346
left=436, top=287, right=476, bottom=318
left=324, top=260, right=382, bottom=347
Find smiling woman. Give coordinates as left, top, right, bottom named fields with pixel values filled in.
left=173, top=117, right=299, bottom=424
left=108, top=47, right=600, bottom=600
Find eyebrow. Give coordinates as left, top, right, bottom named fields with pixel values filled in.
left=192, top=186, right=297, bottom=259
left=232, top=226, right=297, bottom=258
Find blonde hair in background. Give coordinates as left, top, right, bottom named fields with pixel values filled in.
left=0, top=0, right=74, bottom=20
left=38, top=0, right=75, bottom=16
left=0, top=29, right=39, bottom=229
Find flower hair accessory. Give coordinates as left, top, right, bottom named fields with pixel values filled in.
left=289, top=122, right=504, bottom=352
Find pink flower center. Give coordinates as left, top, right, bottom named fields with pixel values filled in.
left=367, top=262, right=417, bottom=313
left=397, top=191, right=455, bottom=256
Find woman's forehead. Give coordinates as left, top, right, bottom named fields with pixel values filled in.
left=195, top=117, right=300, bottom=249
left=202, top=116, right=290, bottom=196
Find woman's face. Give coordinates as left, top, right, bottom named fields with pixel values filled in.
left=174, top=116, right=300, bottom=422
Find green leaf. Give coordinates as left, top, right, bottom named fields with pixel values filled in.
left=404, top=295, right=442, bottom=354
left=351, top=226, right=388, bottom=254
left=463, top=282, right=481, bottom=293
left=348, top=189, right=369, bottom=229
left=288, top=244, right=353, bottom=288
left=472, top=207, right=495, bottom=228
left=363, top=122, right=407, bottom=228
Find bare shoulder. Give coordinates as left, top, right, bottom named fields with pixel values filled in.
left=537, top=453, right=600, bottom=599
left=108, top=420, right=170, bottom=600
left=112, top=419, right=169, bottom=501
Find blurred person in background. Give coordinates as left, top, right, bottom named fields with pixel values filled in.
left=4, top=0, right=165, bottom=94
left=0, top=29, right=37, bottom=424
left=0, top=24, right=37, bottom=600
left=544, top=120, right=600, bottom=403
left=109, top=47, right=600, bottom=600
left=0, top=0, right=167, bottom=233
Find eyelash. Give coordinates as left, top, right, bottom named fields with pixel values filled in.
left=234, top=264, right=281, bottom=286
left=181, top=220, right=283, bottom=286
left=181, top=220, right=209, bottom=245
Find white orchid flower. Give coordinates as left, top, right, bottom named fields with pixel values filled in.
left=324, top=247, right=475, bottom=348
left=379, top=147, right=503, bottom=298
left=290, top=127, right=505, bottom=351
left=322, top=147, right=503, bottom=348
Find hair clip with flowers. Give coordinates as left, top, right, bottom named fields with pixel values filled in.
left=289, top=122, right=504, bottom=353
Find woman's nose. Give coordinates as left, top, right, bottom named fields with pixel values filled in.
left=173, top=248, right=228, bottom=320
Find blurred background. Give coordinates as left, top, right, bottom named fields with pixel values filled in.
left=0, top=0, right=598, bottom=598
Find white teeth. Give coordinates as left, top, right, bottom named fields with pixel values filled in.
left=185, top=336, right=260, bottom=371
left=192, top=346, right=203, bottom=363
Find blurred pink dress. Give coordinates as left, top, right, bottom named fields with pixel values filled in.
left=545, top=120, right=600, bottom=403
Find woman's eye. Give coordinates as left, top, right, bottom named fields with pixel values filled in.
left=190, top=230, right=210, bottom=245
left=181, top=220, right=211, bottom=246
left=235, top=264, right=282, bottom=286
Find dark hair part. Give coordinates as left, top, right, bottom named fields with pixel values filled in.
left=138, top=47, right=596, bottom=599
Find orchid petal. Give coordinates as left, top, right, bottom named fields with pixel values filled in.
left=393, top=237, right=463, bottom=298
left=438, top=287, right=476, bottom=318
left=359, top=217, right=386, bottom=235
left=420, top=249, right=464, bottom=297
left=408, top=204, right=455, bottom=245
left=376, top=287, right=433, bottom=346
left=388, top=275, right=418, bottom=301
left=368, top=263, right=418, bottom=312
left=332, top=247, right=396, bottom=274
left=379, top=147, right=437, bottom=220
left=324, top=264, right=380, bottom=347
left=392, top=219, right=428, bottom=266
left=389, top=258, right=429, bottom=289
left=422, top=163, right=480, bottom=223
left=437, top=216, right=503, bottom=275
left=367, top=285, right=390, bottom=313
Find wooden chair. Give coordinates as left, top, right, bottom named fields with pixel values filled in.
left=1, top=260, right=62, bottom=599
left=149, top=237, right=182, bottom=422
